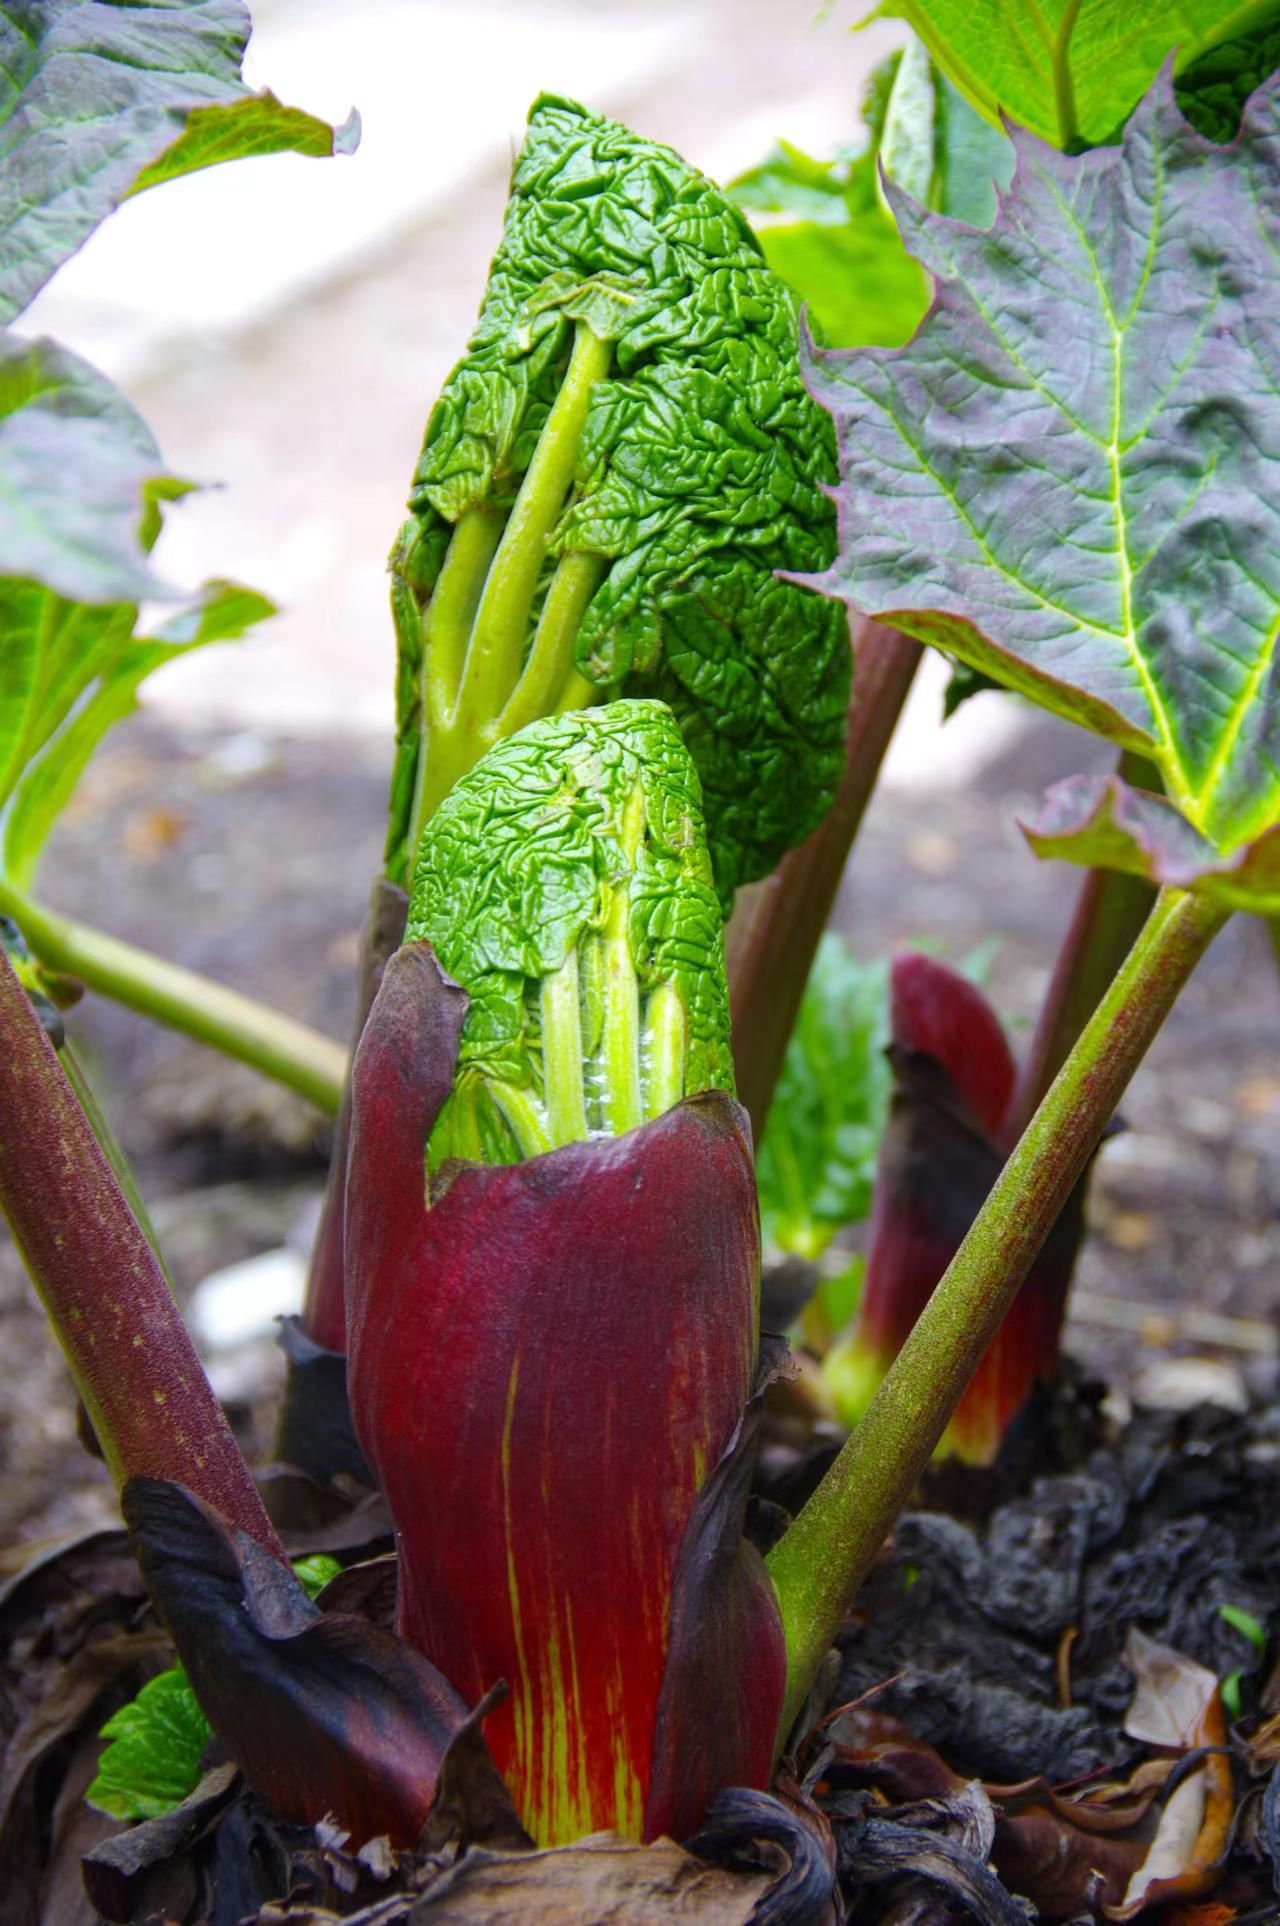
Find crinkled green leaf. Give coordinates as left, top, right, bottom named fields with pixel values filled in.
left=407, top=701, right=733, bottom=1162
left=87, top=1665, right=209, bottom=1821
left=755, top=936, right=889, bottom=1259
left=1, top=579, right=271, bottom=891
left=1024, top=772, right=1280, bottom=915
left=806, top=68, right=1280, bottom=864
left=85, top=1553, right=343, bottom=1823
left=863, top=0, right=1275, bottom=148
left=0, top=0, right=359, bottom=323
left=394, top=94, right=849, bottom=903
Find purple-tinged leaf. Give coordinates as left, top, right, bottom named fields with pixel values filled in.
left=804, top=68, right=1280, bottom=861
left=124, top=1479, right=468, bottom=1848
left=1025, top=770, right=1280, bottom=913
left=345, top=943, right=782, bottom=1846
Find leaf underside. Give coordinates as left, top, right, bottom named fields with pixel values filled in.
left=0, top=0, right=358, bottom=322
left=806, top=66, right=1280, bottom=876
left=868, top=0, right=1276, bottom=148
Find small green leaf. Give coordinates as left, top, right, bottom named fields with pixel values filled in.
left=87, top=1666, right=209, bottom=1821
left=86, top=1555, right=343, bottom=1822
left=1222, top=1668, right=1244, bottom=1719
left=0, top=0, right=359, bottom=322
left=808, top=70, right=1280, bottom=864
left=864, top=0, right=1274, bottom=149
left=292, top=1553, right=342, bottom=1600
left=756, top=937, right=890, bottom=1258
left=1218, top=1602, right=1267, bottom=1653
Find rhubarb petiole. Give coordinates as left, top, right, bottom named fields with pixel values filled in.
left=643, top=981, right=686, bottom=1120
left=498, top=550, right=608, bottom=740
left=0, top=882, right=346, bottom=1116
left=540, top=951, right=590, bottom=1147
left=768, top=885, right=1230, bottom=1735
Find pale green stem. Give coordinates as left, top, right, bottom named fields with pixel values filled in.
left=454, top=322, right=611, bottom=739
left=600, top=785, right=645, bottom=1136
left=423, top=508, right=505, bottom=733
left=1052, top=0, right=1083, bottom=147
left=490, top=1080, right=557, bottom=1160
left=643, top=980, right=685, bottom=1120
left=498, top=551, right=607, bottom=740
left=555, top=668, right=600, bottom=716
left=767, top=885, right=1229, bottom=1739
left=541, top=951, right=589, bottom=1147
left=1, top=884, right=346, bottom=1117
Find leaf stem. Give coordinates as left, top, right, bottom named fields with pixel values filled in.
left=454, top=322, right=611, bottom=738
left=541, top=950, right=590, bottom=1147
left=1, top=884, right=346, bottom=1116
left=498, top=550, right=606, bottom=739
left=0, top=945, right=287, bottom=1559
left=1052, top=0, right=1083, bottom=148
left=766, top=884, right=1229, bottom=1736
left=726, top=621, right=921, bottom=1143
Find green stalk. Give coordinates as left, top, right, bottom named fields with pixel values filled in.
left=409, top=323, right=612, bottom=839
left=541, top=950, right=590, bottom=1147
left=498, top=551, right=607, bottom=739
left=600, top=785, right=645, bottom=1136
left=766, top=885, right=1229, bottom=1736
left=1, top=884, right=346, bottom=1117
left=643, top=981, right=685, bottom=1119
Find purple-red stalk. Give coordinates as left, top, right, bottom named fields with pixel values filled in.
left=0, top=945, right=285, bottom=1556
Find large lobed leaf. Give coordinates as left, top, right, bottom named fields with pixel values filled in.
left=865, top=0, right=1275, bottom=148
left=395, top=94, right=850, bottom=903
left=0, top=0, right=358, bottom=323
left=805, top=66, right=1280, bottom=907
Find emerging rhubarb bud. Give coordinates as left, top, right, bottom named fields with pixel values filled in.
left=406, top=699, right=734, bottom=1165
left=826, top=952, right=1089, bottom=1462
left=346, top=704, right=784, bottom=1845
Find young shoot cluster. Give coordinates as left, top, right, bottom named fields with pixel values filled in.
left=405, top=702, right=735, bottom=1165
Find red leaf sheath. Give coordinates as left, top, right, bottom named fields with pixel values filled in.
left=846, top=952, right=1084, bottom=1463
left=345, top=944, right=774, bottom=1844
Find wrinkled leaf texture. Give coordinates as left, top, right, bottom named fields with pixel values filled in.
left=806, top=66, right=1280, bottom=901
left=398, top=94, right=850, bottom=902
left=0, top=0, right=358, bottom=322
left=405, top=702, right=733, bottom=1118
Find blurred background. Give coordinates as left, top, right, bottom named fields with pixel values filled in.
left=4, top=0, right=1277, bottom=1554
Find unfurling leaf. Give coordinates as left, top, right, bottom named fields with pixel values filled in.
left=387, top=93, right=849, bottom=901
left=805, top=68, right=1280, bottom=906
left=407, top=702, right=733, bottom=1163
left=0, top=0, right=359, bottom=322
